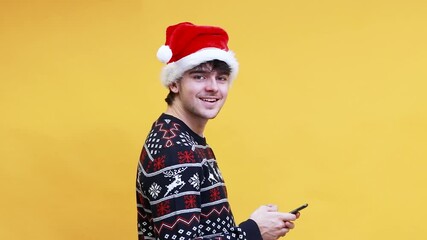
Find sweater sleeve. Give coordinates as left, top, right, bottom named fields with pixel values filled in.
left=238, top=219, right=263, bottom=240
left=139, top=145, right=262, bottom=240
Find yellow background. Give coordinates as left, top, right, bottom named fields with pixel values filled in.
left=1, top=0, right=426, bottom=239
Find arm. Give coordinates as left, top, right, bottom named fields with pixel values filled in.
left=141, top=146, right=262, bottom=239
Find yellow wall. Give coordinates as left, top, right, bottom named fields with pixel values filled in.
left=1, top=0, right=426, bottom=239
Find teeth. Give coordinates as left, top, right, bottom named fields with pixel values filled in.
left=202, top=98, right=217, bottom=102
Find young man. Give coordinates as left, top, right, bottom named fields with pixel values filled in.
left=136, top=22, right=299, bottom=240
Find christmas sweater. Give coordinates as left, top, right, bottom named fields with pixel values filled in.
left=136, top=113, right=262, bottom=240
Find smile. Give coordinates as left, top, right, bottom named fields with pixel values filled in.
left=200, top=98, right=219, bottom=103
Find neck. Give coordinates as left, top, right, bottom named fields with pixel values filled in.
left=165, top=107, right=207, bottom=137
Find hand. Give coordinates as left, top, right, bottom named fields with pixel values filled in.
left=250, top=205, right=297, bottom=240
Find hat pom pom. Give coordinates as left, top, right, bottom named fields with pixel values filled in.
left=157, top=45, right=172, bottom=63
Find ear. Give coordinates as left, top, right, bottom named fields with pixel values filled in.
left=169, top=81, right=179, bottom=93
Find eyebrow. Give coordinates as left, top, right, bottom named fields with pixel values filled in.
left=188, top=69, right=230, bottom=76
left=188, top=70, right=210, bottom=74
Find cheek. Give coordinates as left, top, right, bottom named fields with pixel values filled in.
left=220, top=85, right=230, bottom=98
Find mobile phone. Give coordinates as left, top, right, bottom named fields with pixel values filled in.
left=289, top=203, right=308, bottom=214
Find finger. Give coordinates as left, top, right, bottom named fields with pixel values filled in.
left=285, top=221, right=295, bottom=229
left=278, top=227, right=290, bottom=237
left=275, top=212, right=297, bottom=221
left=276, top=220, right=287, bottom=229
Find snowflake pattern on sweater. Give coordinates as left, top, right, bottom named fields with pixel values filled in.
left=136, top=114, right=261, bottom=240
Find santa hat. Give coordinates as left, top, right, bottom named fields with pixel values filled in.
left=156, top=22, right=239, bottom=87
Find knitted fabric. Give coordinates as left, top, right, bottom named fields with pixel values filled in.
left=136, top=114, right=261, bottom=239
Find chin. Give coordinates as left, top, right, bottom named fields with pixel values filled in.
left=206, top=111, right=221, bottom=119
left=199, top=111, right=220, bottom=120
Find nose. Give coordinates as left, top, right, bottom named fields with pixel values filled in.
left=205, top=76, right=219, bottom=92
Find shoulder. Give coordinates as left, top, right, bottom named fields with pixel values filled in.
left=140, top=140, right=204, bottom=174
left=146, top=115, right=205, bottom=152
left=148, top=116, right=198, bottom=148
left=141, top=115, right=208, bottom=171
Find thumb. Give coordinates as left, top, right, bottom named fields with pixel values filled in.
left=277, top=212, right=297, bottom=221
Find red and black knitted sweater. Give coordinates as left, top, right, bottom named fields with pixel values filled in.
left=136, top=114, right=261, bottom=240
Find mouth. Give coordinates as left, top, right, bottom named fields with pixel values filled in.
left=200, top=97, right=220, bottom=103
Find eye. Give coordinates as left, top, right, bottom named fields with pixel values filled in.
left=192, top=74, right=206, bottom=80
left=217, top=75, right=229, bottom=82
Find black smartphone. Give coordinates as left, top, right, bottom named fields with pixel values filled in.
left=289, top=203, right=308, bottom=214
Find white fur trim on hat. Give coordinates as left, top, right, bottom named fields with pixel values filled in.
left=160, top=48, right=239, bottom=87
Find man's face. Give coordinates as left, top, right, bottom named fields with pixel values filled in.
left=169, top=64, right=231, bottom=123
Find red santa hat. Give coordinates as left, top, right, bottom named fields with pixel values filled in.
left=156, top=22, right=239, bottom=87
